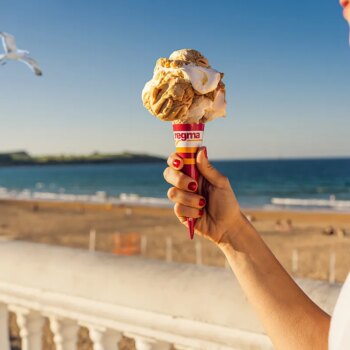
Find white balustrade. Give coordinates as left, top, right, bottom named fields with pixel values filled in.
left=0, top=241, right=343, bottom=350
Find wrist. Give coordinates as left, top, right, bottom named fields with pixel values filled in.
left=217, top=211, right=254, bottom=252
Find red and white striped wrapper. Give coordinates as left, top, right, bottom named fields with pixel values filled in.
left=173, top=123, right=205, bottom=239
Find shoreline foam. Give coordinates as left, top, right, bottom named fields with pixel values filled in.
left=0, top=187, right=172, bottom=208
left=1, top=187, right=350, bottom=213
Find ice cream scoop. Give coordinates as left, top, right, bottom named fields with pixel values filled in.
left=142, top=49, right=227, bottom=239
left=142, top=49, right=226, bottom=123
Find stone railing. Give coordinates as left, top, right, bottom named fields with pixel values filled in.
left=0, top=240, right=342, bottom=350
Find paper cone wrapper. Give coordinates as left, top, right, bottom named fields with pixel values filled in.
left=173, top=123, right=205, bottom=239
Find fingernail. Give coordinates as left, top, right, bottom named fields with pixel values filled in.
left=173, top=159, right=181, bottom=168
left=203, top=146, right=208, bottom=159
left=199, top=209, right=204, bottom=216
left=188, top=182, right=197, bottom=191
left=199, top=198, right=206, bottom=207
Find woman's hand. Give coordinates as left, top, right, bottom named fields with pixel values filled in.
left=165, top=148, right=331, bottom=350
left=163, top=147, right=243, bottom=244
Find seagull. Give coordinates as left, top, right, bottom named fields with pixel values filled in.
left=0, top=32, right=42, bottom=76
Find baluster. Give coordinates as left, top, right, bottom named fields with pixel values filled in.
left=152, top=343, right=171, bottom=350
left=88, top=326, right=122, bottom=350
left=15, top=309, right=45, bottom=350
left=50, top=317, right=79, bottom=350
left=0, top=303, right=10, bottom=350
left=132, top=335, right=171, bottom=350
left=102, top=330, right=122, bottom=350
left=174, top=345, right=193, bottom=350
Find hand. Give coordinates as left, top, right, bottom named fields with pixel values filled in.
left=340, top=0, right=350, bottom=24
left=163, top=147, right=243, bottom=244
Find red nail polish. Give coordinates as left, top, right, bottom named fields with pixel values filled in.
left=199, top=198, right=206, bottom=207
left=173, top=159, right=181, bottom=168
left=188, top=182, right=197, bottom=191
left=203, top=147, right=208, bottom=159
left=199, top=209, right=204, bottom=216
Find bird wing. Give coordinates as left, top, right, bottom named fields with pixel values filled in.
left=0, top=32, right=17, bottom=53
left=19, top=56, right=43, bottom=76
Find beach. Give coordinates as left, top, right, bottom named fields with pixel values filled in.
left=1, top=199, right=349, bottom=281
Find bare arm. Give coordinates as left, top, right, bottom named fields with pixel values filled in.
left=163, top=148, right=330, bottom=350
left=219, top=214, right=330, bottom=350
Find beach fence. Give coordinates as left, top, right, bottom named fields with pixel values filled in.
left=292, top=249, right=299, bottom=273
left=140, top=235, right=147, bottom=255
left=109, top=232, right=207, bottom=266
left=289, top=248, right=340, bottom=284
left=112, top=232, right=141, bottom=255
left=165, top=237, right=173, bottom=262
left=89, top=229, right=96, bottom=252
left=90, top=230, right=345, bottom=283
left=195, top=240, right=203, bottom=266
left=329, top=251, right=336, bottom=284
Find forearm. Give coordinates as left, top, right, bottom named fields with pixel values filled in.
left=219, top=212, right=330, bottom=350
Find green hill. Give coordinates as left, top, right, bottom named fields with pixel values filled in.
left=0, top=151, right=165, bottom=166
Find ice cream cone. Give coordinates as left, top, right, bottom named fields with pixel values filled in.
left=172, top=122, right=205, bottom=239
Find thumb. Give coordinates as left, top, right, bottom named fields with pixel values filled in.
left=196, top=147, right=228, bottom=188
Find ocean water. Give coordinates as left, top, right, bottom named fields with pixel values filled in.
left=0, top=158, right=350, bottom=210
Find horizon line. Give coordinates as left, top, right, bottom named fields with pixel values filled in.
left=1, top=149, right=350, bottom=163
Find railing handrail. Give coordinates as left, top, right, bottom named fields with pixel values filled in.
left=0, top=241, right=342, bottom=349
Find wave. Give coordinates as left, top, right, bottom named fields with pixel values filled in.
left=0, top=187, right=172, bottom=208
left=271, top=195, right=350, bottom=210
left=2, top=187, right=349, bottom=211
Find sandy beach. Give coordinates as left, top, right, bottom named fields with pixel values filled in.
left=1, top=199, right=349, bottom=281
left=1, top=199, right=349, bottom=349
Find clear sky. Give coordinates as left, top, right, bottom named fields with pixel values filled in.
left=1, top=0, right=349, bottom=159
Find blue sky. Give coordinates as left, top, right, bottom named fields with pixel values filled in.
left=1, top=0, right=349, bottom=159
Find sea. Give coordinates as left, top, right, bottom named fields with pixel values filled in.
left=0, top=158, right=350, bottom=211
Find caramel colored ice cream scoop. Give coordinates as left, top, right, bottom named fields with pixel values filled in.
left=142, top=49, right=226, bottom=123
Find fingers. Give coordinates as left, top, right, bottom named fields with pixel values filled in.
left=167, top=152, right=184, bottom=170
left=167, top=187, right=206, bottom=209
left=165, top=147, right=229, bottom=190
left=174, top=203, right=204, bottom=219
left=196, top=147, right=229, bottom=188
left=163, top=167, right=198, bottom=192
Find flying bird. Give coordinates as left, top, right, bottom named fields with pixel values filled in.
left=0, top=32, right=42, bottom=76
